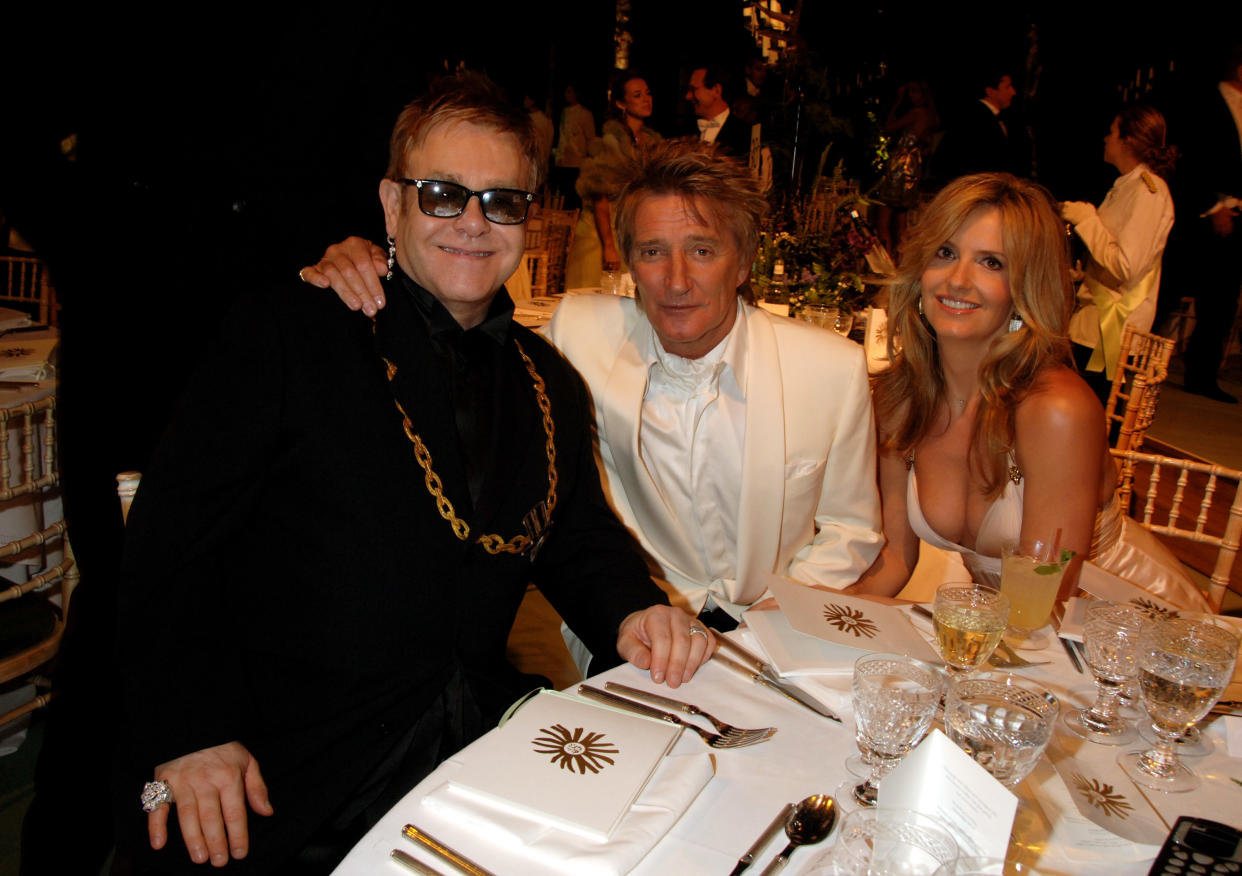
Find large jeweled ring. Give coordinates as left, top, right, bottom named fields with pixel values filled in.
left=689, top=625, right=708, bottom=640
left=141, top=780, right=174, bottom=812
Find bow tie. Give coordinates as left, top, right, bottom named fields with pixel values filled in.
left=697, top=117, right=722, bottom=133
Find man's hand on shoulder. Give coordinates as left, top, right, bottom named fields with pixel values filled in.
left=617, top=605, right=715, bottom=688
left=299, top=237, right=389, bottom=316
left=148, top=740, right=273, bottom=868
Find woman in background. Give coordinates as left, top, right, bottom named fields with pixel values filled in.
left=565, top=73, right=662, bottom=288
left=1062, top=105, right=1178, bottom=400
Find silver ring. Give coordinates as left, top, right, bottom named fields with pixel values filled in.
left=141, top=780, right=174, bottom=812
left=689, top=625, right=707, bottom=640
left=298, top=268, right=308, bottom=283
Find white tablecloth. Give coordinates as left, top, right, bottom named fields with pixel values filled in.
left=333, top=624, right=1242, bottom=875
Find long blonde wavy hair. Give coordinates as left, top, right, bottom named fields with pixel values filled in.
left=874, top=173, right=1074, bottom=499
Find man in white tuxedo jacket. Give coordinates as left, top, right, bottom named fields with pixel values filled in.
left=545, top=140, right=881, bottom=625
left=304, top=139, right=882, bottom=629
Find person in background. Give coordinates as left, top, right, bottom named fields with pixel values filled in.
left=1062, top=105, right=1177, bottom=401
left=873, top=80, right=940, bottom=253
left=1175, top=44, right=1242, bottom=403
left=523, top=90, right=554, bottom=176
left=847, top=173, right=1207, bottom=612
left=565, top=72, right=662, bottom=289
left=686, top=64, right=753, bottom=158
left=551, top=83, right=595, bottom=210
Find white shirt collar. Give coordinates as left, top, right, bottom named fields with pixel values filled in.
left=645, top=299, right=747, bottom=396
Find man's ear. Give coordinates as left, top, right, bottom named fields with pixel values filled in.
left=379, top=179, right=403, bottom=237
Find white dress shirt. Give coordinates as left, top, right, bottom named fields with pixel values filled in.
left=697, top=108, right=730, bottom=143
left=641, top=303, right=747, bottom=603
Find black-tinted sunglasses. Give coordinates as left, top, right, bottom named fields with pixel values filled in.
left=399, top=178, right=535, bottom=225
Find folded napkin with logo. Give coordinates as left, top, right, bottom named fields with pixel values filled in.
left=402, top=690, right=714, bottom=875
left=0, top=337, right=57, bottom=381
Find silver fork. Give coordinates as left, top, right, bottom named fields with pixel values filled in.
left=604, top=682, right=778, bottom=744
left=578, top=685, right=775, bottom=749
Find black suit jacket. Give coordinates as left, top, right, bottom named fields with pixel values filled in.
left=713, top=111, right=755, bottom=161
left=116, top=281, right=661, bottom=872
left=936, top=99, right=1024, bottom=180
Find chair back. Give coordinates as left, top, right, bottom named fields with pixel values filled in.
left=1104, top=327, right=1175, bottom=452
left=541, top=209, right=578, bottom=295
left=0, top=256, right=57, bottom=325
left=0, top=396, right=76, bottom=728
left=1111, top=448, right=1242, bottom=613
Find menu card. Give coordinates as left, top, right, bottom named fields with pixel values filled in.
left=0, top=307, right=32, bottom=332
left=879, top=729, right=1017, bottom=860
left=766, top=576, right=939, bottom=664
left=448, top=689, right=681, bottom=840
left=0, top=338, right=56, bottom=381
left=1076, top=562, right=1181, bottom=620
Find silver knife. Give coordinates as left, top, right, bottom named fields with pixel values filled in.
left=713, top=650, right=843, bottom=723
left=729, top=802, right=795, bottom=875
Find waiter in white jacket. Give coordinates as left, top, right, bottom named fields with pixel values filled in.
left=1062, top=105, right=1178, bottom=397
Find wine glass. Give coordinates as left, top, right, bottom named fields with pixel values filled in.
left=1064, top=602, right=1149, bottom=745
left=932, top=583, right=1010, bottom=677
left=1119, top=616, right=1239, bottom=792
left=848, top=654, right=944, bottom=808
left=999, top=540, right=1072, bottom=650
left=944, top=674, right=1059, bottom=788
left=806, top=808, right=958, bottom=875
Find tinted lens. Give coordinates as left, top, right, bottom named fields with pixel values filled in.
left=479, top=189, right=532, bottom=224
left=417, top=180, right=469, bottom=217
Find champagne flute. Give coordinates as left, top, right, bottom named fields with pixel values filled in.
left=999, top=539, right=1072, bottom=650
left=1064, top=602, right=1149, bottom=745
left=932, top=583, right=1009, bottom=677
left=847, top=654, right=943, bottom=808
left=1118, top=616, right=1239, bottom=793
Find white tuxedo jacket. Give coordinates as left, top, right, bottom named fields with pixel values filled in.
left=546, top=293, right=882, bottom=616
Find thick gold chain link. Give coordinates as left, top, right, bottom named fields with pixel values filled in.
left=384, top=339, right=556, bottom=555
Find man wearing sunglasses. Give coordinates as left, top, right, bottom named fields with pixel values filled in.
left=116, top=74, right=708, bottom=875
left=306, top=138, right=882, bottom=644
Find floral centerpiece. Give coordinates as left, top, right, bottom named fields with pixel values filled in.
left=752, top=152, right=885, bottom=318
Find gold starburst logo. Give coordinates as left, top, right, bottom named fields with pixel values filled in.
left=1129, top=598, right=1178, bottom=621
left=823, top=603, right=880, bottom=638
left=0, top=347, right=32, bottom=359
left=531, top=724, right=619, bottom=774
left=1072, top=773, right=1134, bottom=819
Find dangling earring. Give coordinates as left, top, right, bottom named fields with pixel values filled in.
left=1009, top=312, right=1024, bottom=333
left=386, top=235, right=396, bottom=281
left=917, top=297, right=925, bottom=315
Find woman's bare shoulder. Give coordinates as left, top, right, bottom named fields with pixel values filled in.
left=1016, top=365, right=1105, bottom=445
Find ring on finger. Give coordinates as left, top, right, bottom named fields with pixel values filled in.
left=689, top=625, right=708, bottom=640
left=141, top=779, right=174, bottom=812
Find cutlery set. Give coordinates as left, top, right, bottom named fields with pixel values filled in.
left=578, top=683, right=776, bottom=748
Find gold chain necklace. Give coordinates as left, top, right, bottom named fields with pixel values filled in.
left=383, top=338, right=558, bottom=556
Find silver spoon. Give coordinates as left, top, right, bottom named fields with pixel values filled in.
left=759, top=794, right=837, bottom=875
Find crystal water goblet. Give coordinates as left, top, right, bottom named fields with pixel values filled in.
left=848, top=654, right=944, bottom=808
left=1119, top=616, right=1239, bottom=792
left=1064, top=602, right=1149, bottom=745
left=944, top=673, right=1059, bottom=788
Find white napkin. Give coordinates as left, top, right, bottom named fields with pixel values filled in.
left=419, top=736, right=714, bottom=875
left=1045, top=740, right=1165, bottom=844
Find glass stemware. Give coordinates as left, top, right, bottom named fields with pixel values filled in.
left=1064, top=602, right=1149, bottom=745
left=848, top=654, right=944, bottom=808
left=1119, top=616, right=1240, bottom=792
left=806, top=808, right=958, bottom=875
left=932, top=583, right=1010, bottom=677
left=999, top=539, right=1072, bottom=650
left=944, top=674, right=1059, bottom=788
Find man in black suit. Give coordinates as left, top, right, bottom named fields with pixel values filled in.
left=1177, top=45, right=1242, bottom=402
left=686, top=65, right=755, bottom=161
left=116, top=74, right=712, bottom=874
left=936, top=69, right=1027, bottom=180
